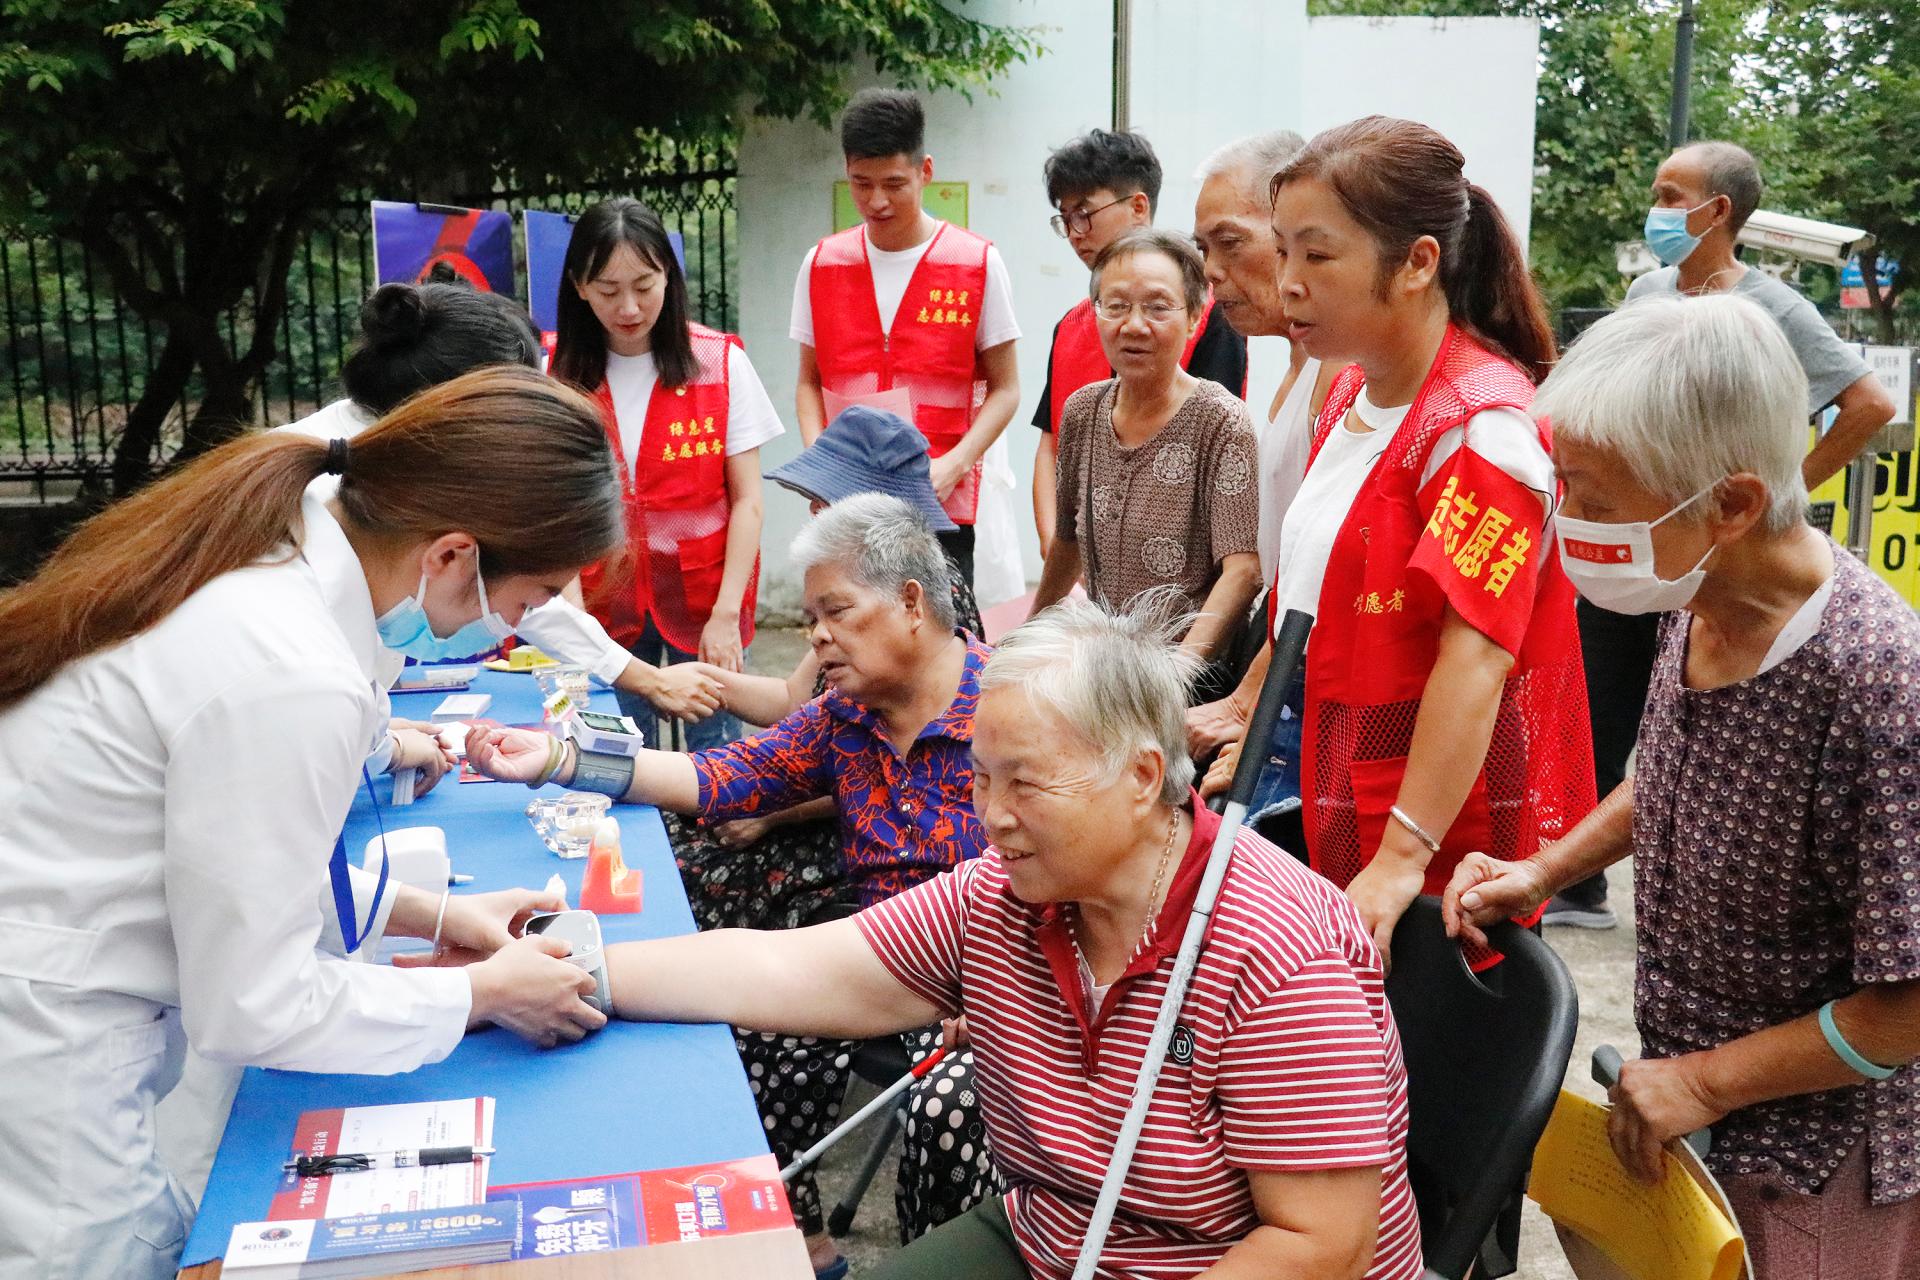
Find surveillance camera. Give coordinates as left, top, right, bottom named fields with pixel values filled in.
left=1736, top=210, right=1873, bottom=267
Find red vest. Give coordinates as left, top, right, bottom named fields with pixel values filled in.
left=1298, top=326, right=1593, bottom=908
left=1045, top=294, right=1231, bottom=430
left=808, top=222, right=990, bottom=524
left=573, top=324, right=759, bottom=654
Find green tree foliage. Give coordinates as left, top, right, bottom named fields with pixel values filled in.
left=0, top=1, right=1036, bottom=490
left=1309, top=1, right=1920, bottom=334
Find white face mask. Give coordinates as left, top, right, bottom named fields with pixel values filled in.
left=1556, top=485, right=1720, bottom=615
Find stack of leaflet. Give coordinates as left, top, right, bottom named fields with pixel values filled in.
left=220, top=1206, right=519, bottom=1279
left=223, top=1098, right=502, bottom=1280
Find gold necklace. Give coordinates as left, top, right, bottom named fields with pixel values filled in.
left=1074, top=808, right=1182, bottom=978
left=1135, top=808, right=1181, bottom=953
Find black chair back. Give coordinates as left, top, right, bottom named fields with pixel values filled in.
left=1385, top=897, right=1579, bottom=1280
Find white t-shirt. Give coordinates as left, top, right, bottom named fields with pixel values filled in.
left=1757, top=569, right=1838, bottom=674
left=603, top=342, right=785, bottom=477
left=1272, top=394, right=1550, bottom=625
left=788, top=223, right=1021, bottom=351
left=1257, top=355, right=1322, bottom=581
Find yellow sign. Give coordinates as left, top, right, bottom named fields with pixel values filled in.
left=1808, top=431, right=1920, bottom=606
left=832, top=180, right=969, bottom=233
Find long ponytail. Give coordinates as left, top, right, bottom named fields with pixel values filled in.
left=0, top=365, right=622, bottom=712
left=1450, top=184, right=1555, bottom=383
left=1274, top=116, right=1558, bottom=384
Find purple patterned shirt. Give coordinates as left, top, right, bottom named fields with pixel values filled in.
left=1633, top=548, right=1920, bottom=1204
left=690, top=637, right=989, bottom=907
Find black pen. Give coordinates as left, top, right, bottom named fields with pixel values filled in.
left=283, top=1146, right=494, bottom=1177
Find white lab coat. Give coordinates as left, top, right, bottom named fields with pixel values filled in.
left=278, top=401, right=633, bottom=688
left=0, top=492, right=472, bottom=1280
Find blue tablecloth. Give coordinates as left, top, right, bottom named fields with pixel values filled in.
left=180, top=670, right=769, bottom=1266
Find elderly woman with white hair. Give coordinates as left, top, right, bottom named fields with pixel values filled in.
left=1443, top=294, right=1920, bottom=1280
left=466, top=493, right=998, bottom=1270
left=598, top=598, right=1423, bottom=1280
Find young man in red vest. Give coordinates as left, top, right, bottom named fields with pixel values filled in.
left=1032, top=129, right=1248, bottom=557
left=793, top=88, right=1022, bottom=588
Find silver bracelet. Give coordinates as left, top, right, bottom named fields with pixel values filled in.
left=1389, top=805, right=1443, bottom=856
left=431, top=889, right=451, bottom=950
left=571, top=746, right=637, bottom=798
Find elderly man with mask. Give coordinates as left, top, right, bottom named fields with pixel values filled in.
left=1445, top=294, right=1920, bottom=1280
left=467, top=493, right=997, bottom=1274
left=1548, top=139, right=1897, bottom=932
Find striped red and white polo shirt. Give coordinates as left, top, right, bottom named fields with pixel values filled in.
left=856, top=794, right=1423, bottom=1279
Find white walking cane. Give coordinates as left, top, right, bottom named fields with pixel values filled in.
left=779, top=1045, right=951, bottom=1182
left=1071, top=608, right=1315, bottom=1279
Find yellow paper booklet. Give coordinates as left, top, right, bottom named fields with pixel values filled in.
left=1528, top=1090, right=1745, bottom=1280
left=482, top=645, right=558, bottom=672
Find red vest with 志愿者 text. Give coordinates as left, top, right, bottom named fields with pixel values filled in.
left=1295, top=325, right=1593, bottom=914
left=572, top=323, right=759, bottom=654
left=808, top=222, right=991, bottom=524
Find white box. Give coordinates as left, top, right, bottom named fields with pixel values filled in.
left=430, top=692, right=491, bottom=724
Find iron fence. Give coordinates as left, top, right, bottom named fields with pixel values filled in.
left=0, top=150, right=736, bottom=495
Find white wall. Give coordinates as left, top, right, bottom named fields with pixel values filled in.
left=1302, top=16, right=1540, bottom=251
left=737, top=0, right=1113, bottom=618
left=736, top=4, right=1541, bottom=616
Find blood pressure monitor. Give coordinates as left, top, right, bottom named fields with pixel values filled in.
left=568, top=709, right=647, bottom=758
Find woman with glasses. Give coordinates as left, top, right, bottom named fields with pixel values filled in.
left=1028, top=227, right=1261, bottom=692
left=549, top=197, right=784, bottom=750
left=1029, top=130, right=1247, bottom=559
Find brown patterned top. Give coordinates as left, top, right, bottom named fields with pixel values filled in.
left=1633, top=547, right=1920, bottom=1205
left=1054, top=377, right=1260, bottom=617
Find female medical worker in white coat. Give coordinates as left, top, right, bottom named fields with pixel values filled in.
left=0, top=366, right=618, bottom=1280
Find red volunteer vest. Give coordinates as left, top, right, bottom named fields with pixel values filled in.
left=1296, top=326, right=1593, bottom=908
left=1045, top=294, right=1230, bottom=430
left=571, top=324, right=760, bottom=654
left=809, top=222, right=990, bottom=524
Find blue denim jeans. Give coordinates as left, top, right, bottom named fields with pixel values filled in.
left=1244, top=673, right=1306, bottom=828
left=611, top=620, right=742, bottom=752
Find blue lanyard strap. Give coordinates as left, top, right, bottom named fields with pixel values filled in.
left=328, top=766, right=392, bottom=955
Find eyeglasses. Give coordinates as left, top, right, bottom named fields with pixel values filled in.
left=1050, top=195, right=1130, bottom=238
left=1093, top=298, right=1187, bottom=324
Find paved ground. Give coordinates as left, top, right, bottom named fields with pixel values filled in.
left=748, top=625, right=1640, bottom=1278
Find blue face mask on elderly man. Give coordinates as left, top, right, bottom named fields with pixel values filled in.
left=375, top=550, right=515, bottom=660
left=1642, top=198, right=1721, bottom=267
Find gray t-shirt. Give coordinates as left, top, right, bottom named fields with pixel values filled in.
left=1627, top=265, right=1869, bottom=413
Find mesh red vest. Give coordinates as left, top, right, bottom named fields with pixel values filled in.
left=809, top=222, right=990, bottom=524
left=574, top=324, right=759, bottom=653
left=1299, top=326, right=1594, bottom=905
left=1045, top=294, right=1230, bottom=430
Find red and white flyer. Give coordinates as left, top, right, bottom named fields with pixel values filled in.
left=269, top=1098, right=495, bottom=1221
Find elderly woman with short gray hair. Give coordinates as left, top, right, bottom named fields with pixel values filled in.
left=467, top=492, right=999, bottom=1268
left=1030, top=227, right=1263, bottom=686
left=1444, top=294, right=1920, bottom=1280
left=599, top=598, right=1424, bottom=1280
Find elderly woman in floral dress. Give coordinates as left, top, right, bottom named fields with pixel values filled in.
left=1445, top=294, right=1920, bottom=1280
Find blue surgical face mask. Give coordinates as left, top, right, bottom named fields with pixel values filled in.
left=1643, top=198, right=1718, bottom=267
left=375, top=554, right=514, bottom=661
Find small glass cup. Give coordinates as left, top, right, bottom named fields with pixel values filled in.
left=535, top=665, right=592, bottom=721
left=525, top=791, right=612, bottom=858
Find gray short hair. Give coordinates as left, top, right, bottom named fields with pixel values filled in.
left=1090, top=227, right=1208, bottom=316
left=1194, top=130, right=1307, bottom=207
left=790, top=492, right=956, bottom=630
left=1533, top=294, right=1809, bottom=532
left=1682, top=141, right=1763, bottom=235
left=979, top=594, right=1199, bottom=806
